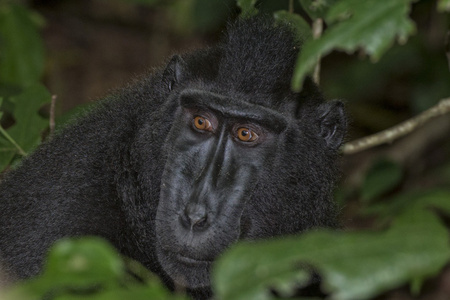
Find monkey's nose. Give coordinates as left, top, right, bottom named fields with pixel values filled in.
left=180, top=203, right=209, bottom=231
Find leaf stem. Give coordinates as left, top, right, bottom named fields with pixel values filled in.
left=0, top=125, right=26, bottom=156
left=312, top=18, right=323, bottom=85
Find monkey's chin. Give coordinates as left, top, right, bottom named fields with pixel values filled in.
left=157, top=249, right=212, bottom=289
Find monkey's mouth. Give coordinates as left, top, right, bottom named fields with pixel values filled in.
left=159, top=250, right=213, bottom=289
left=176, top=253, right=212, bottom=266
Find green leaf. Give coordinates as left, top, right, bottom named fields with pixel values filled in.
left=273, top=10, right=312, bottom=42
left=213, top=208, right=450, bottom=300
left=237, top=0, right=258, bottom=16
left=364, top=189, right=450, bottom=222
left=299, top=0, right=338, bottom=20
left=438, top=0, right=450, bottom=12
left=3, top=237, right=188, bottom=300
left=0, top=4, right=45, bottom=87
left=43, top=237, right=124, bottom=287
left=292, top=0, right=418, bottom=91
left=0, top=135, right=15, bottom=171
left=6, top=83, right=50, bottom=154
left=0, top=95, right=14, bottom=170
left=361, top=158, right=403, bottom=202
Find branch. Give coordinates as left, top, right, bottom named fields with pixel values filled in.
left=49, top=95, right=57, bottom=137
left=342, top=98, right=450, bottom=155
left=312, top=18, right=323, bottom=85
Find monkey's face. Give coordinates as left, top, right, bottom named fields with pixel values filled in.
left=154, top=89, right=285, bottom=289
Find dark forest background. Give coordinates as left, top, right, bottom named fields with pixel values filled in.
left=1, top=0, right=450, bottom=299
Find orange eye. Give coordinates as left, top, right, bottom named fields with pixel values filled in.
left=194, top=116, right=212, bottom=131
left=237, top=127, right=258, bottom=142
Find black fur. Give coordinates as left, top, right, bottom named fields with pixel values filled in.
left=0, top=16, right=346, bottom=299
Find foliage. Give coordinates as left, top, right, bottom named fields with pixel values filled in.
left=214, top=201, right=450, bottom=300
left=2, top=238, right=187, bottom=300
left=438, top=0, right=450, bottom=12
left=0, top=4, right=44, bottom=86
left=0, top=3, right=50, bottom=171
left=169, top=0, right=237, bottom=34
left=237, top=0, right=258, bottom=16
left=299, top=0, right=338, bottom=20
left=361, top=158, right=403, bottom=202
left=273, top=10, right=312, bottom=41
left=292, top=0, right=419, bottom=91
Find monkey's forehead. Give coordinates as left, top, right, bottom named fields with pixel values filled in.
left=179, top=89, right=288, bottom=132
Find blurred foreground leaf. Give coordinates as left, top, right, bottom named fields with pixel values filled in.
left=292, top=0, right=418, bottom=91
left=213, top=208, right=450, bottom=300
left=3, top=237, right=187, bottom=300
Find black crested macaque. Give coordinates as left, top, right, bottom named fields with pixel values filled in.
left=0, top=16, right=346, bottom=299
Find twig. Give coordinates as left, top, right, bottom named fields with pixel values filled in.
left=312, top=18, right=323, bottom=85
left=342, top=97, right=450, bottom=154
left=49, top=95, right=57, bottom=137
left=289, top=0, right=294, bottom=14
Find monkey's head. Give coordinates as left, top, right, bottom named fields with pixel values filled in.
left=150, top=18, right=347, bottom=290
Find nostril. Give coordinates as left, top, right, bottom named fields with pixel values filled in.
left=181, top=203, right=209, bottom=230
left=192, top=215, right=207, bottom=228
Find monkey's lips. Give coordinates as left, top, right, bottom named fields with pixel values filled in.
left=156, top=248, right=213, bottom=289
left=176, top=253, right=212, bottom=266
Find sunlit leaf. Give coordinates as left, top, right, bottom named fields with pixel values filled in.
left=292, top=0, right=418, bottom=91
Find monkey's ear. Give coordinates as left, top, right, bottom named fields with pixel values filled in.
left=163, top=55, right=187, bottom=91
left=318, top=100, right=347, bottom=149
